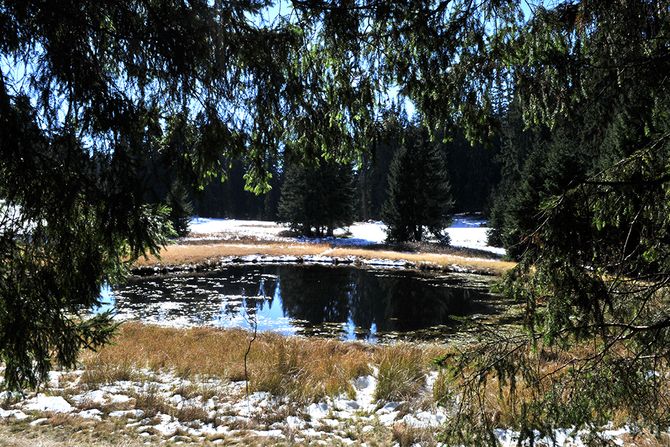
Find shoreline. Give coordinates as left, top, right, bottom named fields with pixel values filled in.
left=133, top=239, right=516, bottom=277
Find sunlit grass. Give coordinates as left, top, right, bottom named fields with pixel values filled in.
left=374, top=344, right=428, bottom=402
left=134, top=241, right=515, bottom=275
left=133, top=242, right=331, bottom=267
left=29, top=323, right=670, bottom=445
left=330, top=247, right=515, bottom=275
left=81, top=323, right=442, bottom=403
left=78, top=324, right=460, bottom=405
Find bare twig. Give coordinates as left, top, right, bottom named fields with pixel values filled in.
left=243, top=306, right=258, bottom=408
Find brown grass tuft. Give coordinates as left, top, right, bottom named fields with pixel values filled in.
left=79, top=361, right=136, bottom=388
left=374, top=344, right=430, bottom=402
left=391, top=422, right=437, bottom=447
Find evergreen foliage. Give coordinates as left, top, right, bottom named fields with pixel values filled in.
left=0, top=0, right=371, bottom=389
left=165, top=181, right=194, bottom=238
left=2, top=0, right=670, bottom=441
left=278, top=158, right=355, bottom=237
left=440, top=130, right=500, bottom=214
left=358, top=108, right=499, bottom=220
left=456, top=2, right=670, bottom=442
left=357, top=108, right=406, bottom=220
left=382, top=125, right=453, bottom=243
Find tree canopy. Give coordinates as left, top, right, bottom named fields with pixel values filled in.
left=278, top=156, right=355, bottom=236
left=2, top=0, right=670, bottom=442
left=382, top=123, right=453, bottom=243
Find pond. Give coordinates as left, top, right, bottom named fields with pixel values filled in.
left=98, top=264, right=504, bottom=342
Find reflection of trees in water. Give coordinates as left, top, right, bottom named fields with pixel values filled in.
left=112, top=265, right=495, bottom=338
left=349, top=271, right=465, bottom=334
left=276, top=266, right=352, bottom=325
left=276, top=267, right=493, bottom=338
left=349, top=269, right=384, bottom=339
left=115, top=268, right=281, bottom=325
left=374, top=275, right=466, bottom=332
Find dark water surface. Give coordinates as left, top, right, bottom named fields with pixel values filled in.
left=99, top=264, right=503, bottom=342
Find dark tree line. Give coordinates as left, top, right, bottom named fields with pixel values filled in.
left=271, top=114, right=497, bottom=241
left=161, top=108, right=498, bottom=243
left=194, top=111, right=498, bottom=242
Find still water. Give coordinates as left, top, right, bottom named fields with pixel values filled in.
left=98, top=264, right=502, bottom=342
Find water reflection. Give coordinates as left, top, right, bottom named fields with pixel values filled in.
left=104, top=265, right=500, bottom=342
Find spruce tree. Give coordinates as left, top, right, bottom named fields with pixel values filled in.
left=357, top=107, right=408, bottom=220
left=382, top=125, right=453, bottom=243
left=165, top=181, right=194, bottom=238
left=277, top=162, right=311, bottom=235
left=278, top=158, right=355, bottom=237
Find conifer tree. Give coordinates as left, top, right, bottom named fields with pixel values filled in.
left=357, top=107, right=408, bottom=220
left=382, top=125, right=453, bottom=243
left=165, top=181, right=194, bottom=238
left=278, top=158, right=355, bottom=237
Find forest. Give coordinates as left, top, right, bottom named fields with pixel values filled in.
left=1, top=0, right=669, bottom=445
left=150, top=111, right=499, bottom=238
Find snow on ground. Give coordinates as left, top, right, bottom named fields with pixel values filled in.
left=4, top=367, right=638, bottom=446
left=188, top=214, right=505, bottom=256
left=188, top=217, right=287, bottom=240
left=447, top=216, right=506, bottom=256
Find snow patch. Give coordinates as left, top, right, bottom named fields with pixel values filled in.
left=401, top=409, right=447, bottom=428
left=29, top=417, right=48, bottom=426
left=0, top=409, right=29, bottom=420
left=79, top=409, right=103, bottom=420
left=152, top=413, right=182, bottom=437
left=187, top=216, right=505, bottom=255
left=307, top=402, right=330, bottom=421
left=7, top=367, right=641, bottom=446
left=109, top=409, right=144, bottom=419
left=23, top=394, right=73, bottom=413
left=353, top=374, right=377, bottom=411
left=72, top=390, right=106, bottom=405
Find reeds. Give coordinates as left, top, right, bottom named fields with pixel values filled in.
left=81, top=324, right=390, bottom=403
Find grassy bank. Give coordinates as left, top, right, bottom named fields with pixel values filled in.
left=6, top=324, right=668, bottom=446
left=73, top=325, right=670, bottom=430
left=133, top=241, right=516, bottom=276
left=80, top=323, right=445, bottom=404
left=8, top=323, right=453, bottom=445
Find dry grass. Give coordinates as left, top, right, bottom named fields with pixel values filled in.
left=129, top=383, right=214, bottom=423
left=131, top=384, right=170, bottom=418
left=21, top=323, right=665, bottom=446
left=432, top=369, right=454, bottom=407
left=391, top=422, right=437, bottom=447
left=78, top=324, right=459, bottom=407
left=330, top=247, right=515, bottom=275
left=441, top=341, right=670, bottom=434
left=172, top=382, right=221, bottom=401
left=249, top=337, right=374, bottom=402
left=374, top=344, right=431, bottom=402
left=79, top=360, right=137, bottom=388
left=133, top=242, right=331, bottom=267
left=81, top=323, right=435, bottom=403
left=0, top=419, right=144, bottom=446
left=133, top=241, right=515, bottom=275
